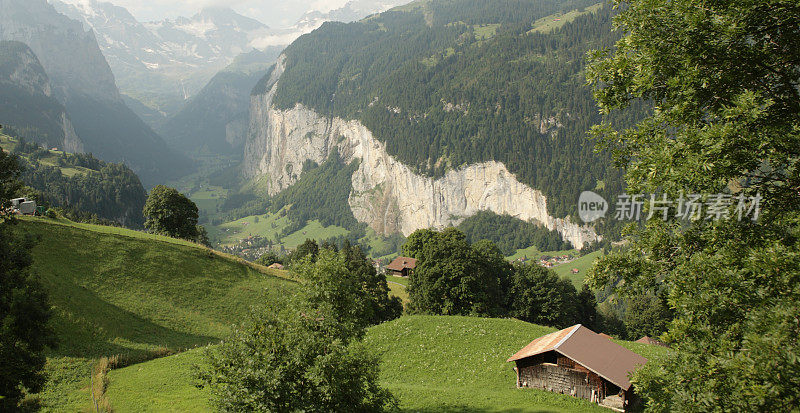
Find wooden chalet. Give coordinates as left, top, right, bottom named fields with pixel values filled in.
left=508, top=324, right=647, bottom=412
left=386, top=256, right=417, bottom=277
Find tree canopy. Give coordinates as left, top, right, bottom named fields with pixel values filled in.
left=586, top=0, right=800, bottom=410
left=0, top=148, right=55, bottom=409
left=404, top=227, right=605, bottom=330
left=143, top=185, right=203, bottom=242
left=198, top=247, right=397, bottom=412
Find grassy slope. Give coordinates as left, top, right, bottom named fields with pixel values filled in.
left=19, top=218, right=295, bottom=411
left=506, top=247, right=603, bottom=288
left=206, top=210, right=349, bottom=249
left=1, top=133, right=95, bottom=177
left=506, top=247, right=579, bottom=262
left=107, top=315, right=668, bottom=412
left=107, top=348, right=212, bottom=413
left=529, top=2, right=604, bottom=33
left=386, top=275, right=409, bottom=303
left=552, top=251, right=603, bottom=288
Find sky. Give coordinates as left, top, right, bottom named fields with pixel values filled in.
left=62, top=0, right=353, bottom=28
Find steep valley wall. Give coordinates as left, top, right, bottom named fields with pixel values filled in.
left=243, top=56, right=599, bottom=248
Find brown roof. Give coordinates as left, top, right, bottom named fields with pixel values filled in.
left=635, top=336, right=669, bottom=347
left=507, top=324, right=647, bottom=390
left=386, top=256, right=417, bottom=272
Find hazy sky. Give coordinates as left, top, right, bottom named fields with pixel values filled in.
left=61, top=0, right=353, bottom=28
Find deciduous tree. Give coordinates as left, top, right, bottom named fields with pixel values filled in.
left=143, top=185, right=201, bottom=241
left=587, top=0, right=800, bottom=409
left=0, top=148, right=56, bottom=409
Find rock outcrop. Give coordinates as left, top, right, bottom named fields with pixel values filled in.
left=244, top=56, right=599, bottom=248
left=0, top=0, right=190, bottom=184
left=0, top=40, right=84, bottom=151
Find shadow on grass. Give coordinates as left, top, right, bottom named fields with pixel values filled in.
left=47, top=280, right=218, bottom=359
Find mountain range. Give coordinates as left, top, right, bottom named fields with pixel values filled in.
left=50, top=0, right=410, bottom=121
left=0, top=41, right=82, bottom=152
left=157, top=47, right=283, bottom=157
left=0, top=0, right=189, bottom=184
left=51, top=0, right=271, bottom=117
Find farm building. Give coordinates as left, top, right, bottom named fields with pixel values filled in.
left=508, top=324, right=647, bottom=411
left=11, top=198, right=37, bottom=215
left=386, top=256, right=417, bottom=277
left=635, top=336, right=669, bottom=348
left=10, top=197, right=26, bottom=208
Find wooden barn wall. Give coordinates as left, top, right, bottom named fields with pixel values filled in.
left=516, top=355, right=606, bottom=402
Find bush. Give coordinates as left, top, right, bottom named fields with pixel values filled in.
left=198, top=250, right=397, bottom=412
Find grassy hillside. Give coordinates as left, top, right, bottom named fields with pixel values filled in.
left=18, top=218, right=295, bottom=411
left=552, top=251, right=603, bottom=288
left=107, top=348, right=212, bottom=412
left=529, top=2, right=604, bottom=33
left=506, top=247, right=603, bottom=288
left=105, top=315, right=668, bottom=412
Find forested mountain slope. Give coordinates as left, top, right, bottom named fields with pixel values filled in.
left=243, top=0, right=637, bottom=247
left=1, top=133, right=148, bottom=227
left=268, top=0, right=634, bottom=219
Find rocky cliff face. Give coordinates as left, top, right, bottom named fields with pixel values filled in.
left=0, top=0, right=189, bottom=184
left=0, top=0, right=119, bottom=103
left=0, top=40, right=84, bottom=151
left=244, top=56, right=599, bottom=248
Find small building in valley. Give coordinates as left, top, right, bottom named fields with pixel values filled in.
left=386, top=256, right=417, bottom=277
left=508, top=324, right=647, bottom=411
left=635, top=336, right=669, bottom=348
left=10, top=198, right=37, bottom=215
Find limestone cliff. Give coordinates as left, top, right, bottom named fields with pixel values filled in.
left=244, top=56, right=599, bottom=248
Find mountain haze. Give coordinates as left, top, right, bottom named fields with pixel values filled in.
left=0, top=41, right=83, bottom=152
left=52, top=0, right=272, bottom=117
left=0, top=0, right=190, bottom=184
left=158, top=47, right=283, bottom=157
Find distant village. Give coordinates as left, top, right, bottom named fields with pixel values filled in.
left=514, top=254, right=580, bottom=273
left=220, top=235, right=281, bottom=262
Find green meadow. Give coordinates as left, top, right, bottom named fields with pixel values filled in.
left=18, top=218, right=295, bottom=411
left=18, top=217, right=659, bottom=412
left=106, top=316, right=667, bottom=412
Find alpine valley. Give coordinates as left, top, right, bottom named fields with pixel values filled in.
left=239, top=0, right=632, bottom=250
left=1, top=0, right=793, bottom=411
